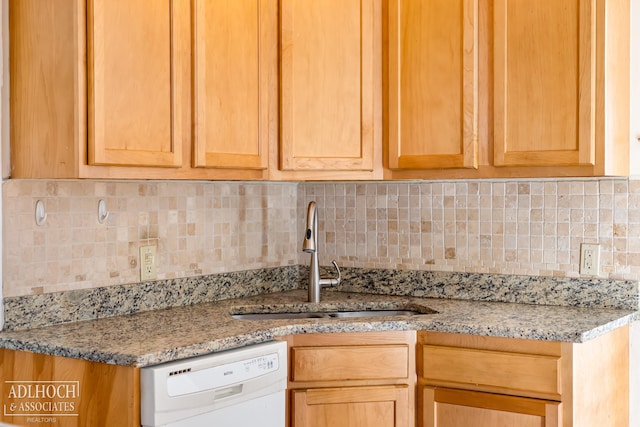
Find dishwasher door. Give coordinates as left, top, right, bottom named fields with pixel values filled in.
left=159, top=391, right=285, bottom=427
left=141, top=341, right=287, bottom=427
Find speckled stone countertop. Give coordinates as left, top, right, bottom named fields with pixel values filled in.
left=0, top=289, right=636, bottom=367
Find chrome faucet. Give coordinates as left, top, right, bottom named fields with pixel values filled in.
left=302, top=201, right=341, bottom=303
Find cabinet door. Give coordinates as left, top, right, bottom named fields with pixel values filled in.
left=422, top=387, right=560, bottom=427
left=10, top=0, right=80, bottom=178
left=192, top=0, right=275, bottom=170
left=293, top=386, right=409, bottom=427
left=387, top=0, right=478, bottom=170
left=493, top=0, right=595, bottom=167
left=87, top=0, right=188, bottom=167
left=280, top=0, right=375, bottom=172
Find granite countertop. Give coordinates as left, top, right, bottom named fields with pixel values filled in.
left=0, top=289, right=636, bottom=368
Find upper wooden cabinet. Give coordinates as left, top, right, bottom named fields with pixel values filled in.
left=10, top=0, right=82, bottom=179
left=386, top=0, right=479, bottom=171
left=10, top=0, right=274, bottom=179
left=493, top=0, right=593, bottom=168
left=87, top=0, right=185, bottom=168
left=492, top=0, right=629, bottom=173
left=384, top=0, right=630, bottom=179
left=11, top=0, right=630, bottom=180
left=192, top=0, right=275, bottom=171
left=271, top=0, right=383, bottom=180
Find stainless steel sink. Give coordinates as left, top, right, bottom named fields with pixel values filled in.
left=231, top=309, right=425, bottom=320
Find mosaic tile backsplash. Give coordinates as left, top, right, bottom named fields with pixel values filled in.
left=3, top=181, right=299, bottom=297
left=3, top=178, right=640, bottom=297
left=300, top=179, right=640, bottom=281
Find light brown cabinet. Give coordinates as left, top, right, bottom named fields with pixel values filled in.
left=11, top=0, right=378, bottom=181
left=10, top=0, right=274, bottom=180
left=418, top=326, right=630, bottom=427
left=0, top=349, right=140, bottom=427
left=493, top=0, right=591, bottom=169
left=279, top=331, right=415, bottom=427
left=384, top=0, right=630, bottom=179
left=493, top=0, right=629, bottom=174
left=192, top=0, right=276, bottom=171
left=385, top=0, right=479, bottom=171
left=271, top=0, right=382, bottom=181
left=293, top=386, right=409, bottom=427
left=87, top=0, right=186, bottom=169
left=12, top=0, right=631, bottom=181
left=423, top=388, right=560, bottom=427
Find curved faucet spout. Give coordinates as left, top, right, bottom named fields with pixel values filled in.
left=302, top=201, right=340, bottom=303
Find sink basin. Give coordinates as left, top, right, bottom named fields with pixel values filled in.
left=231, top=309, right=425, bottom=320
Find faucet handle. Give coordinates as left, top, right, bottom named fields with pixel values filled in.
left=319, top=260, right=341, bottom=287
left=330, top=260, right=341, bottom=285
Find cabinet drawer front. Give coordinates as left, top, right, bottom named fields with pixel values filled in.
left=421, top=345, right=561, bottom=398
left=291, top=345, right=409, bottom=382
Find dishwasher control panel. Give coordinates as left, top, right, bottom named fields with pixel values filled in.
left=167, top=351, right=280, bottom=397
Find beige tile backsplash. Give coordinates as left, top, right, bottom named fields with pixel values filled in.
left=3, top=181, right=299, bottom=297
left=4, top=178, right=640, bottom=297
left=301, top=179, right=640, bottom=281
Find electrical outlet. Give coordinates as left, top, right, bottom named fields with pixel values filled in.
left=140, top=245, right=157, bottom=281
left=580, top=243, right=600, bottom=276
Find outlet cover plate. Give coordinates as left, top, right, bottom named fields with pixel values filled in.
left=580, top=243, right=600, bottom=276
left=140, top=245, right=157, bottom=281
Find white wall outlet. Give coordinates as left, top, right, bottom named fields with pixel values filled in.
left=140, top=245, right=158, bottom=281
left=580, top=243, right=600, bottom=276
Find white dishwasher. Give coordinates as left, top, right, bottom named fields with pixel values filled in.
left=140, top=340, right=287, bottom=427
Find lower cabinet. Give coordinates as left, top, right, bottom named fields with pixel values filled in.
left=422, top=387, right=560, bottom=427
left=278, top=331, right=416, bottom=427
left=0, top=326, right=630, bottom=427
left=418, top=326, right=630, bottom=427
left=0, top=349, right=140, bottom=427
left=293, top=385, right=409, bottom=427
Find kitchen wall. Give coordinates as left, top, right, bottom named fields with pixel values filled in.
left=3, top=1, right=640, bottom=300
left=3, top=177, right=640, bottom=298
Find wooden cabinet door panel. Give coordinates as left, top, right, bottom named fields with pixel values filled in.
left=280, top=0, right=375, bottom=171
left=387, top=0, right=478, bottom=170
left=422, top=387, right=561, bottom=427
left=293, top=386, right=409, bottom=427
left=87, top=0, right=186, bottom=167
left=193, top=0, right=275, bottom=169
left=493, top=0, right=595, bottom=167
left=9, top=0, right=80, bottom=178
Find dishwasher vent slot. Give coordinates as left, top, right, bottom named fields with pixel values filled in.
left=169, top=368, right=192, bottom=376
